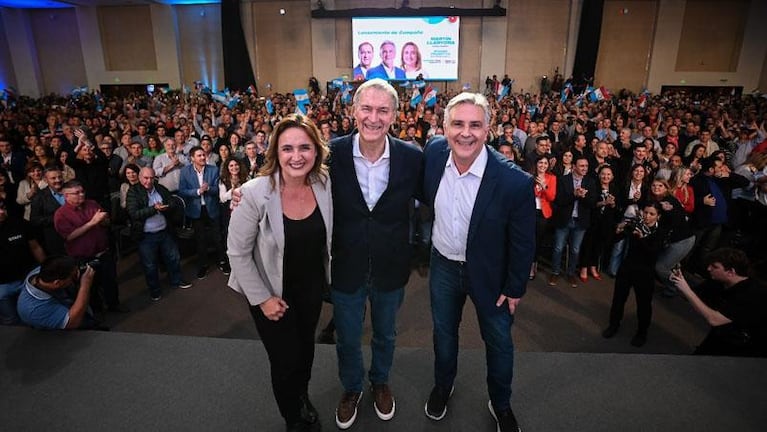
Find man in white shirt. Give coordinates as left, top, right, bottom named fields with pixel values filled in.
left=422, top=92, right=535, bottom=432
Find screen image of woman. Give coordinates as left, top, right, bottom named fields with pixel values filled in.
left=400, top=42, right=429, bottom=80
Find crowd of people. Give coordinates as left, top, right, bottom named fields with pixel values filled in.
left=1, top=76, right=767, bottom=431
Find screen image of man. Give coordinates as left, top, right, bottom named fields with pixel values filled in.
left=353, top=42, right=374, bottom=81
left=365, top=41, right=406, bottom=81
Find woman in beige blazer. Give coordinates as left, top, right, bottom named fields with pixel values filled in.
left=227, top=114, right=332, bottom=432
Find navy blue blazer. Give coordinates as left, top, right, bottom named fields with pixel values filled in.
left=178, top=163, right=221, bottom=219
left=366, top=64, right=406, bottom=81
left=329, top=133, right=423, bottom=293
left=423, top=137, right=536, bottom=314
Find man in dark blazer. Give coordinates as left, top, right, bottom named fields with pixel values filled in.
left=29, top=167, right=66, bottom=256
left=422, top=93, right=534, bottom=432
left=549, top=155, right=598, bottom=287
left=330, top=79, right=423, bottom=429
left=178, top=146, right=228, bottom=279
left=127, top=167, right=191, bottom=301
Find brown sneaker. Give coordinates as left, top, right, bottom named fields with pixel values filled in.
left=547, top=274, right=559, bottom=286
left=371, top=383, right=395, bottom=420
left=335, top=391, right=363, bottom=430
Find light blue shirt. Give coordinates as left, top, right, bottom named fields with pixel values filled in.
left=143, top=187, right=168, bottom=233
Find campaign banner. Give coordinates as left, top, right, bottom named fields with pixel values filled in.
left=351, top=16, right=460, bottom=81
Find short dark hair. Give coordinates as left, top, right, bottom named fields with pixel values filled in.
left=61, top=179, right=83, bottom=190
left=704, top=247, right=749, bottom=277
left=700, top=156, right=718, bottom=173
left=38, top=255, right=78, bottom=283
left=189, top=145, right=204, bottom=157
left=535, top=135, right=548, bottom=144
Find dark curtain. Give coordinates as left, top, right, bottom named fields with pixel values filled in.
left=571, top=0, right=604, bottom=89
left=221, top=0, right=256, bottom=92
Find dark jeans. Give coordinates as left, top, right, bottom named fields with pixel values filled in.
left=137, top=230, right=183, bottom=297
left=332, top=284, right=404, bottom=392
left=429, top=248, right=516, bottom=412
left=190, top=206, right=226, bottom=269
left=0, top=280, right=23, bottom=325
left=81, top=250, right=119, bottom=309
left=250, top=283, right=323, bottom=423
left=691, top=224, right=722, bottom=274
left=534, top=210, right=548, bottom=261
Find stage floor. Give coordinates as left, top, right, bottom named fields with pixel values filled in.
left=2, top=326, right=765, bottom=431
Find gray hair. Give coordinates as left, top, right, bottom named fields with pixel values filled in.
left=353, top=78, right=399, bottom=111
left=444, top=92, right=491, bottom=127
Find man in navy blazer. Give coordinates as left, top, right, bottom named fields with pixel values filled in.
left=329, top=79, right=423, bottom=429
left=422, top=93, right=534, bottom=432
left=365, top=41, right=406, bottom=81
left=178, top=146, right=228, bottom=279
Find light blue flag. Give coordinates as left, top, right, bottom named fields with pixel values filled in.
left=294, top=89, right=310, bottom=107
left=410, top=88, right=422, bottom=108
left=332, top=78, right=344, bottom=89
left=72, top=86, right=89, bottom=97
left=412, top=80, right=426, bottom=89
left=227, top=96, right=240, bottom=110
left=497, top=84, right=509, bottom=99
left=211, top=90, right=228, bottom=105
left=560, top=83, right=572, bottom=103
left=265, top=98, right=274, bottom=114
left=341, top=84, right=353, bottom=104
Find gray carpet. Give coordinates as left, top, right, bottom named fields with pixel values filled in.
left=2, top=326, right=765, bottom=431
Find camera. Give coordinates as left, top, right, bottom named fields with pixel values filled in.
left=623, top=216, right=652, bottom=238
left=79, top=258, right=101, bottom=272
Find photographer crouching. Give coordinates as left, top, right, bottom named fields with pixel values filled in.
left=17, top=256, right=103, bottom=330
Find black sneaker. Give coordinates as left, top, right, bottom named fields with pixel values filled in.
left=218, top=261, right=231, bottom=276
left=150, top=293, right=162, bottom=302
left=424, top=385, right=454, bottom=421
left=176, top=280, right=193, bottom=289
left=488, top=401, right=521, bottom=432
left=197, top=267, right=208, bottom=280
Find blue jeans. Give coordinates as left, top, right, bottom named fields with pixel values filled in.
left=608, top=238, right=628, bottom=276
left=430, top=248, right=516, bottom=411
left=331, top=284, right=404, bottom=392
left=0, top=280, right=23, bottom=325
left=551, top=218, right=587, bottom=276
left=137, top=230, right=183, bottom=297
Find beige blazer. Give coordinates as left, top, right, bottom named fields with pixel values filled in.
left=227, top=172, right=332, bottom=306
